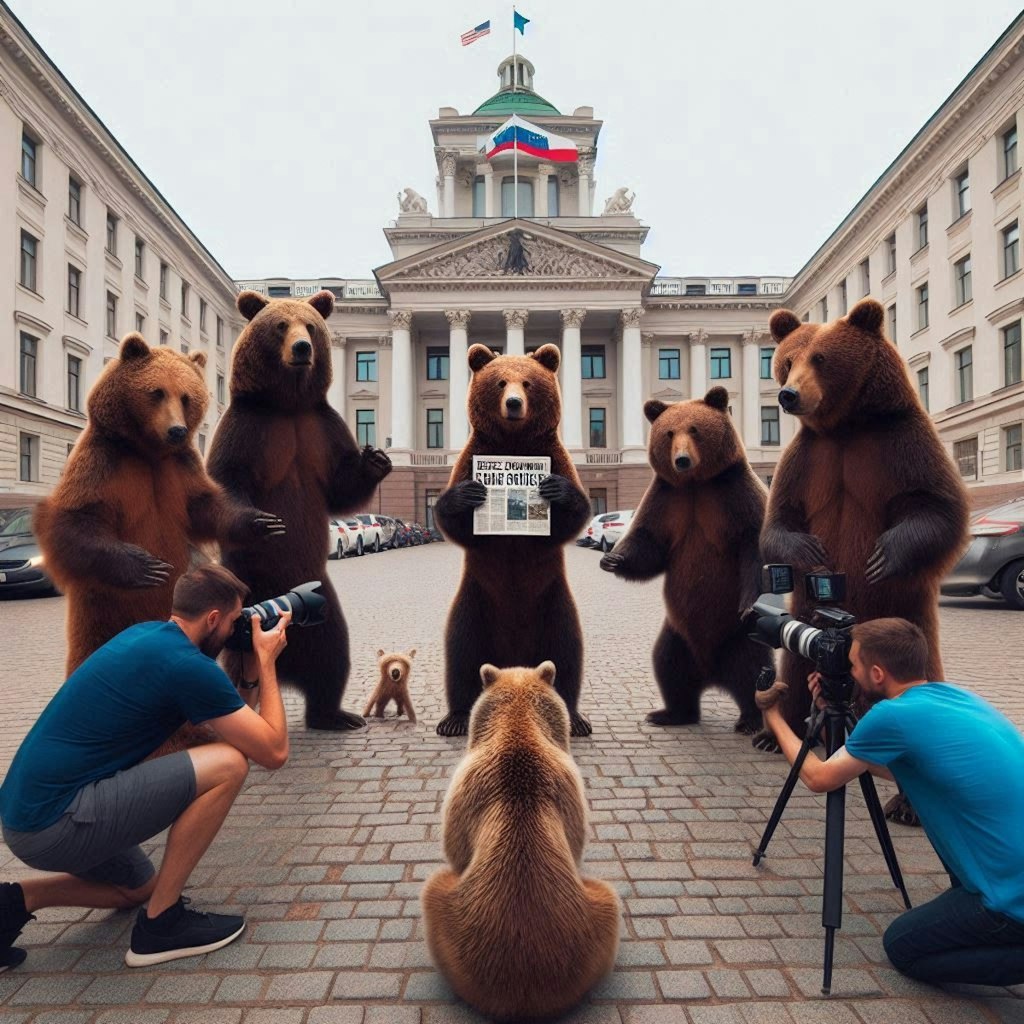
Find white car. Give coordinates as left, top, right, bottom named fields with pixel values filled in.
left=579, top=512, right=619, bottom=548
left=336, top=517, right=367, bottom=557
left=595, top=510, right=635, bottom=552
left=354, top=514, right=387, bottom=553
left=327, top=519, right=353, bottom=560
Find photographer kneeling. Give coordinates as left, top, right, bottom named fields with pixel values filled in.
left=760, top=617, right=1024, bottom=987
left=0, top=564, right=291, bottom=970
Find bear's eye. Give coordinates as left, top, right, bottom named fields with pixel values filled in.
left=522, top=380, right=531, bottom=390
left=688, top=426, right=699, bottom=436
left=666, top=430, right=674, bottom=439
left=498, top=379, right=507, bottom=388
left=150, top=388, right=165, bottom=402
left=812, top=353, right=826, bottom=366
left=785, top=358, right=793, bottom=373
left=277, top=320, right=288, bottom=332
left=181, top=394, right=190, bottom=408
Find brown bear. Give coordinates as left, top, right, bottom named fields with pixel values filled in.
left=421, top=662, right=620, bottom=1022
left=363, top=648, right=417, bottom=723
left=600, top=387, right=771, bottom=732
left=433, top=344, right=592, bottom=738
left=761, top=298, right=970, bottom=821
left=34, top=333, right=282, bottom=676
left=207, top=290, right=392, bottom=731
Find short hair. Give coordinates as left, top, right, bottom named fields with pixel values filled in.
left=171, top=563, right=248, bottom=619
left=852, top=618, right=928, bottom=682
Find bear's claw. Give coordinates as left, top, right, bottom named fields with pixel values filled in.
left=436, top=713, right=470, bottom=737
left=646, top=707, right=700, bottom=726
left=305, top=709, right=366, bottom=731
left=569, top=711, right=592, bottom=737
left=751, top=728, right=782, bottom=753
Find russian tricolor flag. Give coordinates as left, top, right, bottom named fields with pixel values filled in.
left=484, top=114, right=579, bottom=163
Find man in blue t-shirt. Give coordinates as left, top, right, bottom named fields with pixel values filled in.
left=761, top=616, right=1024, bottom=987
left=0, top=563, right=294, bottom=971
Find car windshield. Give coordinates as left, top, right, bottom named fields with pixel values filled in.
left=345, top=519, right=360, bottom=527
left=599, top=513, right=618, bottom=522
left=0, top=510, right=33, bottom=537
left=356, top=515, right=371, bottom=524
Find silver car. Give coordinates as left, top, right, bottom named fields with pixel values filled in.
left=941, top=498, right=1024, bottom=609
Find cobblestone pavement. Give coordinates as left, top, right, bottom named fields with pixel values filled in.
left=1, top=542, right=1023, bottom=1024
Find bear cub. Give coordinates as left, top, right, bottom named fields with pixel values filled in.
left=364, top=649, right=417, bottom=723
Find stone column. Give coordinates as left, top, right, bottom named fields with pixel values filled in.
left=477, top=163, right=495, bottom=218
left=559, top=309, right=585, bottom=449
left=445, top=310, right=471, bottom=450
left=619, top=307, right=645, bottom=459
left=742, top=328, right=763, bottom=450
left=504, top=309, right=528, bottom=355
left=578, top=148, right=595, bottom=216
left=388, top=310, right=414, bottom=460
left=689, top=328, right=708, bottom=399
left=329, top=334, right=347, bottom=418
left=441, top=151, right=457, bottom=217
left=535, top=163, right=552, bottom=217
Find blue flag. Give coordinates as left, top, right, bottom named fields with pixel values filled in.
left=513, top=10, right=530, bottom=34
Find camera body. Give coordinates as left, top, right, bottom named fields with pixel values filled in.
left=226, top=580, right=328, bottom=652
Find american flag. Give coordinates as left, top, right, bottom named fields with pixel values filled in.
left=460, top=20, right=491, bottom=46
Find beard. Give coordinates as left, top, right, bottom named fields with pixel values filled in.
left=199, top=629, right=227, bottom=659
left=857, top=683, right=885, bottom=706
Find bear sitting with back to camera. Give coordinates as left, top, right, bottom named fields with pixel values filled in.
left=434, top=344, right=592, bottom=738
left=207, top=290, right=392, bottom=731
left=34, top=333, right=283, bottom=676
left=601, top=387, right=771, bottom=733
left=760, top=298, right=969, bottom=824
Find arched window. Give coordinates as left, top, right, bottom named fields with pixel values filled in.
left=472, top=175, right=486, bottom=217
left=501, top=176, right=534, bottom=217
left=547, top=175, right=559, bottom=217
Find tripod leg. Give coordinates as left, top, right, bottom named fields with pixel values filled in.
left=820, top=711, right=847, bottom=996
left=858, top=771, right=912, bottom=910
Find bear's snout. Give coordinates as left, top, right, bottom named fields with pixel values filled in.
left=390, top=667, right=402, bottom=682
left=674, top=454, right=692, bottom=471
left=778, top=387, right=800, bottom=413
left=167, top=425, right=188, bottom=444
left=504, top=395, right=524, bottom=418
left=291, top=339, right=313, bottom=364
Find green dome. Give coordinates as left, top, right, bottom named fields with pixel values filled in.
left=473, top=90, right=561, bottom=117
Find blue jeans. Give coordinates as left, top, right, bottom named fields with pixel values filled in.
left=884, top=880, right=1024, bottom=987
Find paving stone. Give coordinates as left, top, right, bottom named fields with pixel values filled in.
left=366, top=1010, right=421, bottom=1024
left=622, top=1009, right=689, bottom=1024
left=214, top=975, right=264, bottom=1002
left=707, top=969, right=751, bottom=997
left=95, top=1013, right=170, bottom=1024
left=746, top=968, right=792, bottom=997
left=265, top=971, right=334, bottom=1002
left=241, top=1012, right=305, bottom=1024
left=656, top=970, right=712, bottom=999
left=307, top=1010, right=365, bottom=1024
left=80, top=974, right=155, bottom=1003
left=331, top=971, right=403, bottom=1000
left=174, top=1011, right=244, bottom=1024
left=145, top=975, right=219, bottom=1004
left=8, top=976, right=89, bottom=1006
left=663, top=940, right=713, bottom=965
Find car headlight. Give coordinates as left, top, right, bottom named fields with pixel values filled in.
left=28, top=554, right=45, bottom=568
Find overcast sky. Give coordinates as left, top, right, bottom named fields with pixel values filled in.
left=12, top=1, right=1023, bottom=281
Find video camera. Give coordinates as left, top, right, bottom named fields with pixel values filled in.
left=226, top=581, right=328, bottom=652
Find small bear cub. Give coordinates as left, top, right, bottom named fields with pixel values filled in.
left=363, top=649, right=417, bottom=723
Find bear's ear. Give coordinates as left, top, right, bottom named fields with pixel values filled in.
left=530, top=344, right=560, bottom=373
left=307, top=289, right=334, bottom=320
left=407, top=648, right=416, bottom=659
left=468, top=344, right=497, bottom=372
left=537, top=661, right=556, bottom=686
left=480, top=663, right=501, bottom=688
left=769, top=309, right=802, bottom=342
left=848, top=298, right=885, bottom=335
left=644, top=399, right=668, bottom=424
left=189, top=350, right=207, bottom=370
left=237, top=290, right=269, bottom=322
left=376, top=648, right=385, bottom=659
left=703, top=386, right=729, bottom=411
left=119, top=333, right=150, bottom=362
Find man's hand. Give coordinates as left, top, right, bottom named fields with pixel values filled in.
left=251, top=606, right=291, bottom=668
left=808, top=671, right=828, bottom=712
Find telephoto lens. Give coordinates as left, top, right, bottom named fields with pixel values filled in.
left=226, top=581, right=327, bottom=651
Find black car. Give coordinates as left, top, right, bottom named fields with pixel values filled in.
left=942, top=498, right=1024, bottom=609
left=0, top=507, right=58, bottom=598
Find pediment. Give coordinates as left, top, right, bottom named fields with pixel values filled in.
left=651, top=387, right=684, bottom=400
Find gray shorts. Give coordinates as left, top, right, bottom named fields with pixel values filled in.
left=2, top=750, right=196, bottom=890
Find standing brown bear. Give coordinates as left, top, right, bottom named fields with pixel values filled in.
left=207, top=290, right=392, bottom=731
left=601, top=387, right=771, bottom=732
left=34, top=333, right=282, bottom=675
left=761, top=299, right=969, bottom=820
left=434, top=344, right=592, bottom=737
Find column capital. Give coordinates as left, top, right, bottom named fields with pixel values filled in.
left=690, top=327, right=708, bottom=346
left=619, top=307, right=643, bottom=329
left=331, top=333, right=347, bottom=348
left=744, top=326, right=770, bottom=346
left=503, top=309, right=529, bottom=329
left=440, top=150, right=458, bottom=177
left=537, top=162, right=555, bottom=177
left=560, top=308, right=587, bottom=329
left=388, top=310, right=413, bottom=330
left=641, top=332, right=657, bottom=348
left=578, top=147, right=596, bottom=175
left=444, top=309, right=472, bottom=329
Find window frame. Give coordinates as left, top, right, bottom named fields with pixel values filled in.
left=953, top=436, right=978, bottom=481
left=68, top=175, right=82, bottom=226
left=1004, top=321, right=1022, bottom=387
left=955, top=345, right=973, bottom=405
left=588, top=407, right=607, bottom=449
left=426, top=347, right=450, bottom=381
left=181, top=281, right=190, bottom=318
left=547, top=174, right=559, bottom=217
left=886, top=234, right=897, bottom=275
left=21, top=130, right=38, bottom=187
left=887, top=303, right=897, bottom=343
left=760, top=347, right=774, bottom=380
left=760, top=406, right=780, bottom=446
left=1003, top=124, right=1019, bottom=181
left=472, top=175, right=486, bottom=217
left=20, top=230, right=38, bottom=292
left=954, top=254, right=972, bottom=307
left=500, top=176, right=534, bottom=217
left=355, top=408, right=376, bottom=447
left=917, top=366, right=929, bottom=412
left=134, top=237, right=145, bottom=280
left=216, top=373, right=225, bottom=405
left=67, top=264, right=81, bottom=317
left=709, top=347, right=732, bottom=380
left=955, top=170, right=970, bottom=219
left=581, top=345, right=606, bottom=380
left=426, top=408, right=444, bottom=449
left=1003, top=221, right=1020, bottom=279
left=105, top=211, right=118, bottom=256
left=355, top=350, right=377, bottom=382
left=916, top=204, right=928, bottom=250
left=916, top=282, right=929, bottom=331
left=106, top=291, right=118, bottom=339
left=159, top=262, right=169, bottom=300
left=860, top=258, right=871, bottom=296
left=19, top=332, right=38, bottom=397
left=19, top=432, right=39, bottom=483
left=1005, top=423, right=1023, bottom=473
left=658, top=348, right=680, bottom=380
left=67, top=353, right=82, bottom=413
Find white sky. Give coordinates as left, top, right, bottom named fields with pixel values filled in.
left=12, top=0, right=1023, bottom=281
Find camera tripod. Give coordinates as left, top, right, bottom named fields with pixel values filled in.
left=751, top=668, right=911, bottom=995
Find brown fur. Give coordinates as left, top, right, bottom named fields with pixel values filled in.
left=34, top=333, right=277, bottom=679
left=760, top=299, right=970, bottom=758
left=422, top=663, right=620, bottom=1021
left=363, top=649, right=417, bottom=723
left=434, top=345, right=593, bottom=737
left=207, top=291, right=392, bottom=731
left=602, top=388, right=772, bottom=730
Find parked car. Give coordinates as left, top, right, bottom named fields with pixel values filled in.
left=408, top=522, right=426, bottom=546
left=0, top=507, right=58, bottom=598
left=579, top=512, right=620, bottom=548
left=415, top=522, right=433, bottom=544
left=375, top=515, right=401, bottom=549
left=341, top=517, right=366, bottom=556
left=390, top=518, right=413, bottom=547
left=593, top=510, right=635, bottom=552
left=941, top=498, right=1024, bottom=609
left=327, top=518, right=352, bottom=560
left=355, top=514, right=387, bottom=553
left=428, top=526, right=445, bottom=542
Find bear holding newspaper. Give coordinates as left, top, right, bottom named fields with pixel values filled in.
left=434, top=344, right=593, bottom=738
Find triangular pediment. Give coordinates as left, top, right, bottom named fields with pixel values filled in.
left=374, top=219, right=659, bottom=292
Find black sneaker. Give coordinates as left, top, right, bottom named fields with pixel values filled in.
left=0, top=883, right=32, bottom=972
left=125, top=897, right=245, bottom=967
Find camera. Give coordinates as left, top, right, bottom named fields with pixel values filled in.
left=226, top=581, right=328, bottom=652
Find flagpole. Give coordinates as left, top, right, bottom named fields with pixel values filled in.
left=512, top=4, right=517, bottom=93
left=512, top=5, right=518, bottom=218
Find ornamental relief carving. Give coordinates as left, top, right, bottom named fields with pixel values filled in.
left=560, top=308, right=586, bottom=328
left=619, top=307, right=643, bottom=328
left=444, top=309, right=472, bottom=329
left=388, top=310, right=413, bottom=330
left=503, top=309, right=529, bottom=329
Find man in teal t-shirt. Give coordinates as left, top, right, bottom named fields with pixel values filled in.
left=761, top=617, right=1024, bottom=987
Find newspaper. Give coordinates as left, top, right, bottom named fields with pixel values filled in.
left=472, top=455, right=551, bottom=536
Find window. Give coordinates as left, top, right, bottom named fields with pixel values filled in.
left=658, top=348, right=680, bottom=380
left=953, top=437, right=978, bottom=480
left=761, top=406, right=780, bottom=446
left=589, top=488, right=608, bottom=516
left=954, top=255, right=972, bottom=307
left=427, top=408, right=444, bottom=448
left=589, top=407, right=606, bottom=448
left=916, top=282, right=929, bottom=331
left=1005, top=321, right=1022, bottom=386
left=106, top=291, right=117, bottom=338
left=737, top=283, right=757, bottom=295
left=887, top=303, right=897, bottom=342
left=216, top=374, right=225, bottom=405
left=860, top=258, right=870, bottom=296
left=581, top=345, right=606, bottom=379
left=685, top=284, right=706, bottom=296
left=1003, top=221, right=1020, bottom=278
left=134, top=314, right=145, bottom=335
left=180, top=343, right=188, bottom=355
left=216, top=317, right=224, bottom=348
left=426, top=347, right=449, bottom=380
left=356, top=351, right=377, bottom=382
left=501, top=177, right=533, bottom=217
left=1005, top=424, right=1023, bottom=472
left=134, top=237, right=144, bottom=279
left=199, top=298, right=207, bottom=333
left=917, top=366, right=929, bottom=412
left=21, top=131, right=37, bottom=186
left=19, top=333, right=37, bottom=397
left=839, top=280, right=847, bottom=316
left=916, top=204, right=928, bottom=250
left=472, top=175, right=486, bottom=217
left=20, top=231, right=37, bottom=291
left=19, top=433, right=39, bottom=482
left=819, top=297, right=828, bottom=321
left=159, top=329, right=168, bottom=346
left=710, top=347, right=731, bottom=379
left=68, top=176, right=82, bottom=226
left=267, top=285, right=291, bottom=298
left=886, top=234, right=897, bottom=275
left=159, top=262, right=168, bottom=300
left=760, top=347, right=774, bottom=379
left=67, top=264, right=81, bottom=317
left=181, top=281, right=190, bottom=317
left=955, top=346, right=973, bottom=404
left=547, top=175, right=559, bottom=217
left=67, top=355, right=82, bottom=412
left=1003, top=125, right=1018, bottom=180
left=106, top=211, right=117, bottom=255
left=955, top=170, right=970, bottom=219
left=356, top=409, right=375, bottom=446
